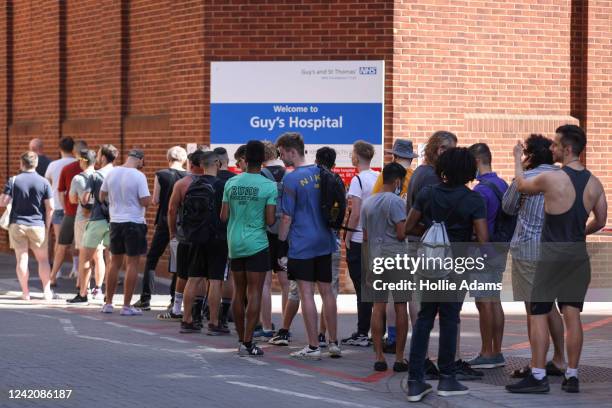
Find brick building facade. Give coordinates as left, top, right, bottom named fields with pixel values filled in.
left=0, top=1, right=610, bottom=290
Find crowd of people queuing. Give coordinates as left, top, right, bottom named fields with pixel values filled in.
left=1, top=124, right=607, bottom=402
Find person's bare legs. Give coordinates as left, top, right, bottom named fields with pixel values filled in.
left=561, top=306, right=582, bottom=371
left=207, top=279, right=222, bottom=326
left=93, top=247, right=105, bottom=288
left=317, top=281, right=337, bottom=342
left=319, top=309, right=327, bottom=337
left=49, top=224, right=61, bottom=284
left=492, top=300, right=505, bottom=354
left=32, top=246, right=51, bottom=291
left=371, top=303, right=386, bottom=363
left=14, top=248, right=30, bottom=299
left=122, top=256, right=141, bottom=307
left=232, top=271, right=247, bottom=342
left=297, top=280, right=318, bottom=347
left=476, top=300, right=495, bottom=357
left=78, top=247, right=93, bottom=297
left=244, top=271, right=266, bottom=344
left=282, top=298, right=299, bottom=330
left=50, top=244, right=69, bottom=283
left=394, top=303, right=408, bottom=363
left=276, top=270, right=290, bottom=316
left=104, top=254, right=123, bottom=305
left=548, top=305, right=567, bottom=368
left=529, top=313, right=550, bottom=370
left=183, top=277, right=205, bottom=324
left=386, top=302, right=396, bottom=337
left=260, top=271, right=273, bottom=330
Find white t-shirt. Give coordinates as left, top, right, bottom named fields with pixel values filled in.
left=347, top=169, right=379, bottom=243
left=100, top=167, right=150, bottom=224
left=44, top=157, right=76, bottom=210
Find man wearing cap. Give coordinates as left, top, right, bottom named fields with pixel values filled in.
left=66, top=149, right=98, bottom=304
left=100, top=149, right=151, bottom=315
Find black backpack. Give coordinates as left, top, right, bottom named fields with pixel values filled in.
left=318, top=165, right=347, bottom=231
left=479, top=179, right=517, bottom=242
left=260, top=167, right=284, bottom=235
left=177, top=176, right=217, bottom=244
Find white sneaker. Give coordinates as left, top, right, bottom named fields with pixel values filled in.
left=328, top=342, right=342, bottom=359
left=91, top=287, right=103, bottom=300
left=101, top=304, right=114, bottom=313
left=120, top=306, right=143, bottom=316
left=290, top=345, right=321, bottom=360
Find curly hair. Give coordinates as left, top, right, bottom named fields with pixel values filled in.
left=435, top=147, right=477, bottom=187
left=523, top=134, right=553, bottom=170
left=424, top=131, right=458, bottom=165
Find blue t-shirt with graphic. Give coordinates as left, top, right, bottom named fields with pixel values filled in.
left=281, top=164, right=336, bottom=259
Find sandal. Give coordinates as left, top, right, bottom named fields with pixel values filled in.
left=393, top=359, right=409, bottom=372
left=374, top=361, right=388, bottom=372
left=546, top=361, right=565, bottom=376
left=510, top=365, right=531, bottom=378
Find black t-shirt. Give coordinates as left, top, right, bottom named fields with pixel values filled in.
left=156, top=168, right=187, bottom=225
left=4, top=171, right=52, bottom=226
left=35, top=155, right=51, bottom=178
left=262, top=165, right=286, bottom=183
left=407, top=164, right=441, bottom=209
left=217, top=169, right=236, bottom=182
left=413, top=183, right=486, bottom=243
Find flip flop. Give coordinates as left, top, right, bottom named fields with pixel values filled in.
left=510, top=365, right=531, bottom=378
left=374, top=361, right=388, bottom=372
left=546, top=361, right=565, bottom=376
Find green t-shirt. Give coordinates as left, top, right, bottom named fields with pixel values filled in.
left=222, top=172, right=277, bottom=258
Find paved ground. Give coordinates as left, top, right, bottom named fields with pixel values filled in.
left=1, top=254, right=612, bottom=408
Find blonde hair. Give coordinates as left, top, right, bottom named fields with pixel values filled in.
left=167, top=146, right=187, bottom=163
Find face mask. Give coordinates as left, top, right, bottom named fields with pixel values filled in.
left=394, top=181, right=401, bottom=196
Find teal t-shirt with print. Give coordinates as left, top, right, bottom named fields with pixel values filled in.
left=222, top=172, right=277, bottom=259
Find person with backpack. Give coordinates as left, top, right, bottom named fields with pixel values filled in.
left=404, top=147, right=488, bottom=402
left=341, top=140, right=379, bottom=347
left=255, top=141, right=288, bottom=339
left=177, top=150, right=229, bottom=335
left=65, top=149, right=98, bottom=304
left=99, top=149, right=151, bottom=316
left=77, top=145, right=118, bottom=304
left=276, top=132, right=341, bottom=359
left=467, top=143, right=511, bottom=369
left=133, top=146, right=187, bottom=311
left=221, top=141, right=277, bottom=356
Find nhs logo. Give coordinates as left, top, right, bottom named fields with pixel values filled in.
left=359, top=67, right=377, bottom=75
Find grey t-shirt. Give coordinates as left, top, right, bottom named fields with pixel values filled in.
left=361, top=192, right=407, bottom=243
left=70, top=169, right=94, bottom=222
left=407, top=164, right=440, bottom=209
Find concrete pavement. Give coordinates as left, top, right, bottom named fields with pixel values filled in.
left=1, top=254, right=612, bottom=408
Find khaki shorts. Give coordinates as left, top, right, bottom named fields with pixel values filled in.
left=512, top=257, right=537, bottom=302
left=74, top=219, right=89, bottom=250
left=81, top=219, right=110, bottom=249
left=9, top=224, right=47, bottom=251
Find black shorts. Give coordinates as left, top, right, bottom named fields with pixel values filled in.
left=230, top=248, right=270, bottom=273
left=288, top=254, right=332, bottom=283
left=529, top=253, right=590, bottom=316
left=109, top=222, right=147, bottom=256
left=176, top=242, right=192, bottom=280
left=267, top=232, right=283, bottom=272
left=58, top=215, right=75, bottom=245
left=188, top=240, right=228, bottom=280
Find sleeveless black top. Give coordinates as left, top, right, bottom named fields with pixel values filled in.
left=541, top=166, right=591, bottom=244
left=155, top=168, right=187, bottom=225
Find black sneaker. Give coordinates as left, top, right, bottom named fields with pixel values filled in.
left=132, top=298, right=151, bottom=311
left=341, top=332, right=370, bottom=347
left=406, top=380, right=432, bottom=402
left=562, top=376, right=579, bottom=393
left=424, top=358, right=440, bottom=380
left=437, top=374, right=469, bottom=397
left=207, top=323, right=229, bottom=336
left=455, top=359, right=484, bottom=381
left=506, top=374, right=550, bottom=394
left=180, top=321, right=202, bottom=333
left=66, top=294, right=88, bottom=305
left=269, top=330, right=290, bottom=346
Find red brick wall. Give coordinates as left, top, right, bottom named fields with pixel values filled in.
left=0, top=0, right=610, bottom=286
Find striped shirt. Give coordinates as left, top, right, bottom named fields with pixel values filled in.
left=502, top=164, right=559, bottom=260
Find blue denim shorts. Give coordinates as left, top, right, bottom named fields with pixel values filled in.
left=51, top=209, right=64, bottom=225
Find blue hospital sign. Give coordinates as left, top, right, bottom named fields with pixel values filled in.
left=210, top=61, right=384, bottom=170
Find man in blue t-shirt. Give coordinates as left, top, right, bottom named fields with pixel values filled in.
left=0, top=151, right=54, bottom=301
left=468, top=143, right=508, bottom=370
left=276, top=132, right=340, bottom=360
